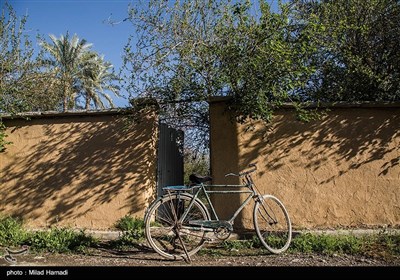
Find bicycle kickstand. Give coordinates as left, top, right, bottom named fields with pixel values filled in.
left=176, top=232, right=192, bottom=264
left=182, top=254, right=191, bottom=264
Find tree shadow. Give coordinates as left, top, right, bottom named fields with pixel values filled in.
left=0, top=112, right=158, bottom=228
left=215, top=106, right=400, bottom=229
left=240, top=108, right=399, bottom=183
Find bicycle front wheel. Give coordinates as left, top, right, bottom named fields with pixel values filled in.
left=253, top=195, right=292, bottom=254
left=144, top=193, right=210, bottom=260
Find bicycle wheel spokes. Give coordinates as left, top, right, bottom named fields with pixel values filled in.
left=254, top=195, right=292, bottom=254
left=145, top=194, right=209, bottom=260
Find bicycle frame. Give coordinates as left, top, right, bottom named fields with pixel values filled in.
left=166, top=173, right=260, bottom=227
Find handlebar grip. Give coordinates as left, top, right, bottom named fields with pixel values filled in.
left=225, top=164, right=257, bottom=177
left=249, top=163, right=257, bottom=169
left=225, top=173, right=239, bottom=177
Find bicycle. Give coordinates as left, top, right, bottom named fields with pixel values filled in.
left=144, top=163, right=292, bottom=262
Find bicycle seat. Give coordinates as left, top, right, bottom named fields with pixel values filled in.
left=189, top=174, right=212, bottom=184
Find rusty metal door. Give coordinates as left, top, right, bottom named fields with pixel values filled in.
left=157, top=123, right=184, bottom=197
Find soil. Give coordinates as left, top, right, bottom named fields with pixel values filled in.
left=2, top=243, right=399, bottom=267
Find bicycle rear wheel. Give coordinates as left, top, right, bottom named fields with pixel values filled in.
left=253, top=195, right=292, bottom=254
left=144, top=193, right=210, bottom=260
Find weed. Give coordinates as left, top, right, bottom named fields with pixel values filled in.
left=112, top=216, right=145, bottom=248
left=222, top=235, right=261, bottom=250
left=26, top=228, right=97, bottom=253
left=200, top=232, right=400, bottom=257
left=115, top=215, right=144, bottom=232
left=290, top=233, right=362, bottom=255
left=0, top=215, right=27, bottom=246
left=198, top=248, right=222, bottom=257
left=0, top=215, right=97, bottom=253
left=360, top=232, right=400, bottom=258
left=2, top=213, right=399, bottom=258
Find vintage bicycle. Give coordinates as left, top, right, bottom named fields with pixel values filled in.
left=144, top=164, right=292, bottom=262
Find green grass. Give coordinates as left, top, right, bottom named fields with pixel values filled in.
left=222, top=235, right=261, bottom=250
left=111, top=215, right=146, bottom=248
left=0, top=215, right=97, bottom=253
left=2, top=213, right=399, bottom=258
left=114, top=215, right=144, bottom=232
left=26, top=228, right=97, bottom=253
left=290, top=233, right=363, bottom=255
left=0, top=215, right=27, bottom=247
left=358, top=230, right=400, bottom=258
left=200, top=231, right=400, bottom=258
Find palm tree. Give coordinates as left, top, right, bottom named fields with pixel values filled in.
left=40, top=32, right=92, bottom=111
left=78, top=52, right=120, bottom=110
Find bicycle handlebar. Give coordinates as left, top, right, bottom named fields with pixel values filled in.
left=224, top=163, right=257, bottom=177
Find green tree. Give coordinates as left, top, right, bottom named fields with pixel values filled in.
left=1, top=3, right=33, bottom=114
left=0, top=4, right=120, bottom=152
left=40, top=33, right=93, bottom=111
left=215, top=0, right=321, bottom=123
left=292, top=0, right=400, bottom=102
left=122, top=0, right=320, bottom=150
left=78, top=51, right=120, bottom=110
left=0, top=3, right=59, bottom=152
left=0, top=3, right=59, bottom=114
left=122, top=0, right=400, bottom=153
left=123, top=0, right=234, bottom=151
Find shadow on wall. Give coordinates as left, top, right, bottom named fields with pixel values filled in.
left=241, top=108, right=400, bottom=182
left=232, top=107, right=400, bottom=229
left=210, top=103, right=400, bottom=229
left=0, top=113, right=158, bottom=228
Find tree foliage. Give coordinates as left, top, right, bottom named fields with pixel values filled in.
left=122, top=0, right=400, bottom=153
left=78, top=51, right=120, bottom=110
left=123, top=0, right=234, bottom=151
left=183, top=149, right=209, bottom=184
left=0, top=3, right=120, bottom=152
left=292, top=0, right=400, bottom=102
left=0, top=3, right=59, bottom=115
left=215, top=0, right=323, bottom=123
left=40, top=33, right=93, bottom=111
left=0, top=4, right=120, bottom=114
left=2, top=0, right=399, bottom=153
left=40, top=33, right=120, bottom=111
left=0, top=4, right=59, bottom=152
left=122, top=0, right=318, bottom=150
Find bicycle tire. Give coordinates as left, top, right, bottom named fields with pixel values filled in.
left=253, top=194, right=292, bottom=254
left=144, top=193, right=210, bottom=260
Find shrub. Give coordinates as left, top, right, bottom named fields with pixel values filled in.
left=0, top=215, right=27, bottom=246
left=26, top=227, right=97, bottom=253
left=113, top=215, right=145, bottom=247
left=0, top=215, right=97, bottom=253
left=115, top=215, right=144, bottom=232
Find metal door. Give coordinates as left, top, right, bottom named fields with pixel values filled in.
left=157, top=123, right=184, bottom=196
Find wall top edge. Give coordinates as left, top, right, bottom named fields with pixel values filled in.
left=1, top=108, right=134, bottom=120
left=208, top=96, right=400, bottom=108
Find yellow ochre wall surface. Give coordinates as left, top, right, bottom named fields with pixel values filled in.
left=0, top=110, right=158, bottom=229
left=210, top=99, right=400, bottom=230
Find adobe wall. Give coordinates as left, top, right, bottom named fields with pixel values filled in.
left=0, top=110, right=158, bottom=229
left=210, top=100, right=400, bottom=230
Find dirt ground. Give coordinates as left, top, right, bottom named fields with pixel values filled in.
left=1, top=247, right=398, bottom=279
left=2, top=244, right=399, bottom=267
